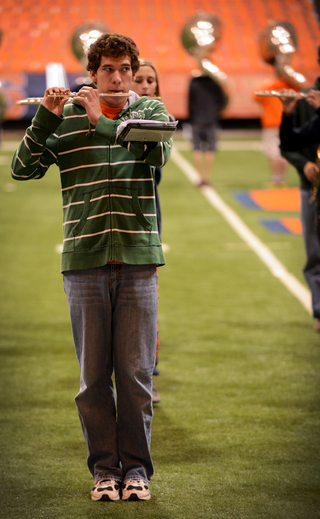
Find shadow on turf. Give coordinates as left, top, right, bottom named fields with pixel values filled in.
left=152, top=407, right=221, bottom=465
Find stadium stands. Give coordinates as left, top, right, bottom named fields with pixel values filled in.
left=0, top=0, right=319, bottom=120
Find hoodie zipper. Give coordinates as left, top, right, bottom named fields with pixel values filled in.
left=107, top=140, right=113, bottom=262
left=106, top=100, right=144, bottom=261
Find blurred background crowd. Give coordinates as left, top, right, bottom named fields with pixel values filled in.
left=0, top=0, right=320, bottom=127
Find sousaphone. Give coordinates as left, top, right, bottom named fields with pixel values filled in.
left=259, top=21, right=308, bottom=90
left=181, top=11, right=229, bottom=109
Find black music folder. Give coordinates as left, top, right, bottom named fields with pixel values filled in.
left=116, top=119, right=178, bottom=142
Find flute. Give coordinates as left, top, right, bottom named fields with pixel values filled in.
left=17, top=92, right=132, bottom=105
left=17, top=93, right=162, bottom=105
left=254, top=90, right=308, bottom=98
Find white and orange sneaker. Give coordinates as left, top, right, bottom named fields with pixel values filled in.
left=122, top=479, right=151, bottom=501
left=91, top=478, right=120, bottom=501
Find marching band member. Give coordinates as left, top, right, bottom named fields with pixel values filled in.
left=11, top=33, right=173, bottom=502
left=132, top=59, right=166, bottom=405
left=279, top=47, right=320, bottom=331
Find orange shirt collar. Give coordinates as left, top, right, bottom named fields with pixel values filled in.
left=100, top=103, right=125, bottom=120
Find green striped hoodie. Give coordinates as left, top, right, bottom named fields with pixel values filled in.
left=11, top=92, right=172, bottom=272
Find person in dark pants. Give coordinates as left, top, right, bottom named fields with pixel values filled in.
left=279, top=56, right=320, bottom=331
left=133, top=59, right=175, bottom=403
left=188, top=73, right=224, bottom=186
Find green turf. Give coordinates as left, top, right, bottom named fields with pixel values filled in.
left=0, top=133, right=319, bottom=518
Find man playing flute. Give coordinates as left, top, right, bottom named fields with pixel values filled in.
left=278, top=51, right=320, bottom=331
left=11, top=32, right=172, bottom=502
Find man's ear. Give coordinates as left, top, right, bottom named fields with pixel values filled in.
left=90, top=70, right=97, bottom=85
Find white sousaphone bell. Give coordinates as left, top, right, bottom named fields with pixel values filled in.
left=181, top=11, right=229, bottom=110
left=255, top=21, right=309, bottom=98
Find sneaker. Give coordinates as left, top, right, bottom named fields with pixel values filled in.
left=197, top=179, right=211, bottom=188
left=152, top=379, right=161, bottom=403
left=91, top=478, right=120, bottom=501
left=268, top=180, right=287, bottom=189
left=122, top=479, right=151, bottom=501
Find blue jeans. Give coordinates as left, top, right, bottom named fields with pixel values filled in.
left=63, top=264, right=158, bottom=483
left=300, top=189, right=320, bottom=319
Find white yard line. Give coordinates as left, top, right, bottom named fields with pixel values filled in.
left=174, top=140, right=263, bottom=151
left=1, top=141, right=22, bottom=151
left=171, top=146, right=312, bottom=314
left=0, top=156, right=11, bottom=164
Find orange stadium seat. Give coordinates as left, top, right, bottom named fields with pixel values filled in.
left=0, top=0, right=319, bottom=120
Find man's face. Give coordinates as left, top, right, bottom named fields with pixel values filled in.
left=90, top=55, right=134, bottom=107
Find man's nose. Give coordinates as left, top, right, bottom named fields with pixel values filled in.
left=112, top=70, right=121, bottom=83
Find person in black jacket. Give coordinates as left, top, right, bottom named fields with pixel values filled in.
left=188, top=73, right=224, bottom=187
left=279, top=90, right=320, bottom=150
left=279, top=68, right=320, bottom=331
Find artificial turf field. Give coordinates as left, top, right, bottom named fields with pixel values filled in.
left=0, top=130, right=319, bottom=518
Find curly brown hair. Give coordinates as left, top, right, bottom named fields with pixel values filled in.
left=86, top=33, right=140, bottom=74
